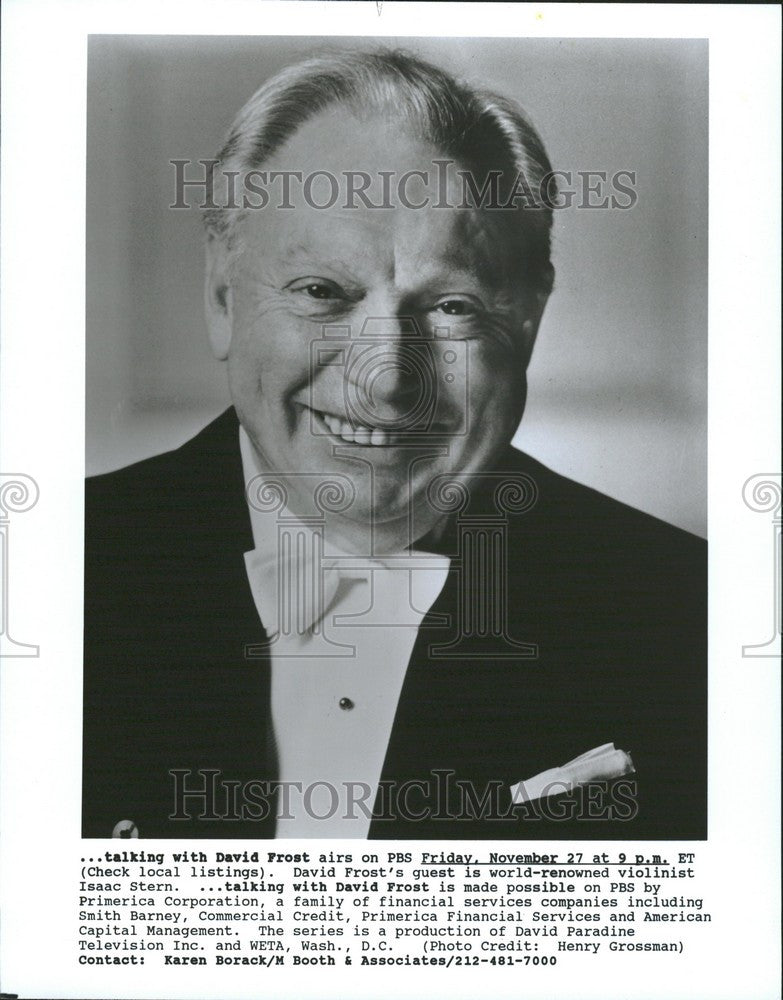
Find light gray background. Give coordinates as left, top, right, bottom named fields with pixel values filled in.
left=87, top=35, right=707, bottom=536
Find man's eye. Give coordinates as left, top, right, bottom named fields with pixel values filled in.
left=304, top=283, right=337, bottom=300
left=433, top=298, right=477, bottom=317
left=286, top=278, right=347, bottom=302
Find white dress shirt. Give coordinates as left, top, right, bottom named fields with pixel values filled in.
left=239, top=429, right=450, bottom=837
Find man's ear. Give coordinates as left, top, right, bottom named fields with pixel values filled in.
left=519, top=282, right=552, bottom=369
left=204, top=234, right=234, bottom=360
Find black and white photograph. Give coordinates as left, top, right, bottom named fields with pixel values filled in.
left=0, top=4, right=779, bottom=1000
left=82, top=35, right=708, bottom=840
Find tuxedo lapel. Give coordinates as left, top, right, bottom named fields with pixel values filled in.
left=370, top=463, right=555, bottom=838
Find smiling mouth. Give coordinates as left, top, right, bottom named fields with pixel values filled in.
left=307, top=405, right=408, bottom=446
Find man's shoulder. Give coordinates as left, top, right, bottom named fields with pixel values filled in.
left=496, top=445, right=706, bottom=632
left=501, top=444, right=705, bottom=557
left=84, top=407, right=250, bottom=572
left=86, top=407, right=239, bottom=503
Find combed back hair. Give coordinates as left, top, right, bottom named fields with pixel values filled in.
left=204, top=48, right=555, bottom=294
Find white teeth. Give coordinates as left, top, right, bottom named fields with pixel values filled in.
left=313, top=407, right=395, bottom=446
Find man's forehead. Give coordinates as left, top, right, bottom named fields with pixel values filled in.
left=240, top=203, right=508, bottom=289
left=232, top=106, right=519, bottom=288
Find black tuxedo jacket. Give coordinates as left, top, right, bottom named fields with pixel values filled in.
left=83, top=408, right=706, bottom=839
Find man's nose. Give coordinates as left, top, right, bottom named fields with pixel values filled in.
left=344, top=314, right=436, bottom=426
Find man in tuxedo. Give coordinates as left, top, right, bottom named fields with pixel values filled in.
left=83, top=50, right=706, bottom=840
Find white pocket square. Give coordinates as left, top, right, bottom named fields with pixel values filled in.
left=510, top=743, right=635, bottom=804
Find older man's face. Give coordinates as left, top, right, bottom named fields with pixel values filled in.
left=207, top=108, right=545, bottom=547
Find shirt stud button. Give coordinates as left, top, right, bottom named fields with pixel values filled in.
left=339, top=697, right=354, bottom=711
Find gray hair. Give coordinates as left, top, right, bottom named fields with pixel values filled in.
left=204, top=48, right=555, bottom=293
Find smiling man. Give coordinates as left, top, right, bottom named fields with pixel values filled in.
left=207, top=118, right=542, bottom=550
left=83, top=50, right=707, bottom=840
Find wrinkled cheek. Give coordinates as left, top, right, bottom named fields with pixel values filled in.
left=228, top=337, right=291, bottom=405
